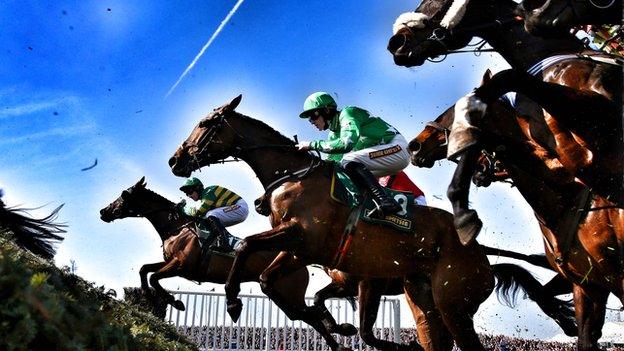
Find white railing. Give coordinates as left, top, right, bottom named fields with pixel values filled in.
left=167, top=290, right=401, bottom=351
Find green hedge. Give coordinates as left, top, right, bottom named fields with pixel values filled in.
left=0, top=231, right=197, bottom=351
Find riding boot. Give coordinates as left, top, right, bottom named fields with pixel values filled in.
left=344, top=162, right=401, bottom=215
left=205, top=216, right=233, bottom=252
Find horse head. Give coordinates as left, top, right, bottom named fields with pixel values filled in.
left=409, top=106, right=453, bottom=168
left=169, top=95, right=243, bottom=177
left=100, top=176, right=149, bottom=222
left=388, top=0, right=521, bottom=67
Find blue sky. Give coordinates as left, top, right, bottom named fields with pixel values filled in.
left=3, top=0, right=614, bottom=340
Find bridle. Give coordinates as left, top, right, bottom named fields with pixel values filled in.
left=180, top=111, right=324, bottom=193
left=400, top=14, right=521, bottom=62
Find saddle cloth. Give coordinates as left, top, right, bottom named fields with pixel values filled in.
left=329, top=166, right=415, bottom=233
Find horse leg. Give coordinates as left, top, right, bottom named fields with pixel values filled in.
left=148, top=259, right=185, bottom=311
left=573, top=284, right=609, bottom=351
left=358, top=279, right=423, bottom=351
left=139, top=261, right=167, bottom=293
left=259, top=252, right=351, bottom=351
left=224, top=221, right=303, bottom=322
left=403, top=277, right=452, bottom=351
left=447, top=147, right=483, bottom=245
left=313, top=279, right=359, bottom=336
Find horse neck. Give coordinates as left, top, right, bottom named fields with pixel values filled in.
left=137, top=193, right=184, bottom=242
left=233, top=118, right=318, bottom=190
left=475, top=8, right=584, bottom=70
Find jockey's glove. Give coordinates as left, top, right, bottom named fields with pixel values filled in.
left=296, top=141, right=311, bottom=151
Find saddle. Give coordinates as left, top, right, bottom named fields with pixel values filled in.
left=330, top=166, right=415, bottom=233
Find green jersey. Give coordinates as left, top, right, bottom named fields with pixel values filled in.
left=309, top=106, right=399, bottom=162
left=183, top=185, right=242, bottom=217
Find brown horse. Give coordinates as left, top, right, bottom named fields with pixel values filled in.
left=315, top=251, right=578, bottom=351
left=0, top=198, right=65, bottom=260
left=387, top=0, right=622, bottom=240
left=409, top=82, right=624, bottom=351
left=520, top=0, right=623, bottom=36
left=169, top=95, right=496, bottom=351
left=99, top=177, right=352, bottom=351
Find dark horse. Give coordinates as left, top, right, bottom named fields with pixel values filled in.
left=409, top=76, right=624, bottom=350
left=99, top=177, right=353, bottom=351
left=169, top=95, right=496, bottom=351
left=520, top=0, right=623, bottom=36
left=387, top=0, right=622, bottom=243
left=315, top=250, right=578, bottom=351
left=0, top=197, right=65, bottom=260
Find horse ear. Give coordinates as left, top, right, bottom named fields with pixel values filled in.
left=135, top=176, right=146, bottom=188
left=481, top=69, right=492, bottom=86
left=226, top=94, right=242, bottom=111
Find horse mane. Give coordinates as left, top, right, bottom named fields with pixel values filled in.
left=232, top=111, right=296, bottom=147
left=136, top=187, right=174, bottom=207
left=0, top=203, right=65, bottom=260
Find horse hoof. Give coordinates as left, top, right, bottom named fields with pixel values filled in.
left=455, top=210, right=482, bottom=246
left=335, top=346, right=352, bottom=351
left=227, top=299, right=243, bottom=322
left=172, top=300, right=186, bottom=311
left=336, top=323, right=358, bottom=336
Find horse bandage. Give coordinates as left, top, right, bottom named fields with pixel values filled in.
left=369, top=145, right=402, bottom=159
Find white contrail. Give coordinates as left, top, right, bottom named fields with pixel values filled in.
left=165, top=0, right=245, bottom=99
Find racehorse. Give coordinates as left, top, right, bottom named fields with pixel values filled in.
left=169, top=95, right=496, bottom=351
left=409, top=80, right=624, bottom=351
left=315, top=254, right=578, bottom=351
left=0, top=198, right=65, bottom=260
left=387, top=0, right=622, bottom=240
left=99, top=177, right=352, bottom=351
left=520, top=0, right=623, bottom=36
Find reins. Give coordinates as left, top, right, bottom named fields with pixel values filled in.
left=419, top=17, right=522, bottom=62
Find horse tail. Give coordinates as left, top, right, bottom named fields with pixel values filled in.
left=481, top=244, right=552, bottom=270
left=0, top=203, right=66, bottom=260
left=492, top=263, right=574, bottom=314
left=345, top=296, right=357, bottom=311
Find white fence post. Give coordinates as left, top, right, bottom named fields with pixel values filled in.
left=167, top=290, right=401, bottom=350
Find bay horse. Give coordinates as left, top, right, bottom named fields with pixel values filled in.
left=99, top=177, right=352, bottom=351
left=409, top=81, right=624, bottom=351
left=0, top=198, right=65, bottom=260
left=315, top=251, right=578, bottom=351
left=387, top=0, right=622, bottom=240
left=169, top=95, right=496, bottom=351
left=520, top=0, right=623, bottom=36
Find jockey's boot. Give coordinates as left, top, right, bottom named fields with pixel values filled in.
left=205, top=216, right=233, bottom=252
left=345, top=162, right=401, bottom=215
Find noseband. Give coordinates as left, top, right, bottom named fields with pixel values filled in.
left=425, top=120, right=450, bottom=147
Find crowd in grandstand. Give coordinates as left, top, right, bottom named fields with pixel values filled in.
left=175, top=325, right=624, bottom=350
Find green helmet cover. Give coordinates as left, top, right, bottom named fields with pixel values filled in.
left=180, top=177, right=203, bottom=192
left=299, top=92, right=337, bottom=118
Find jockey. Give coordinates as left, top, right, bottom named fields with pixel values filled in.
left=378, top=171, right=427, bottom=206
left=179, top=177, right=248, bottom=252
left=296, top=92, right=410, bottom=215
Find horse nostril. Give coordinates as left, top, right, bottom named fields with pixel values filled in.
left=409, top=141, right=422, bottom=155
left=388, top=34, right=407, bottom=53
left=168, top=156, right=177, bottom=168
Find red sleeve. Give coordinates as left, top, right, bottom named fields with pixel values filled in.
left=387, top=172, right=424, bottom=198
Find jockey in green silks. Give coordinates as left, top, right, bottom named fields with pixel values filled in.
left=179, top=177, right=248, bottom=252
left=296, top=92, right=410, bottom=215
